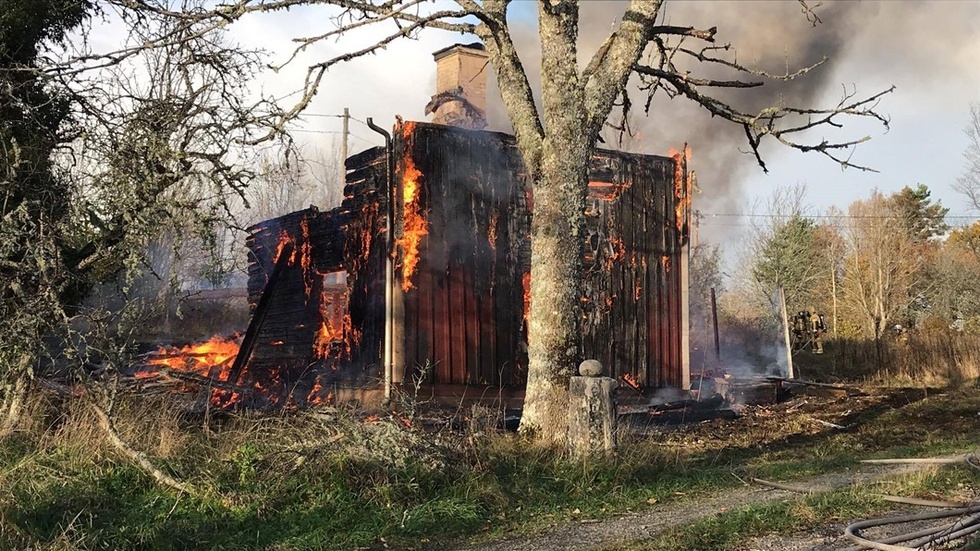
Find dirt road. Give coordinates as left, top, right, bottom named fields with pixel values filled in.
left=451, top=461, right=960, bottom=551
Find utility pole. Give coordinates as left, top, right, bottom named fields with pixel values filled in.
left=341, top=107, right=349, bottom=187
left=779, top=286, right=795, bottom=379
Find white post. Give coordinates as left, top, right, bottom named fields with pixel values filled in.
left=779, top=286, right=795, bottom=379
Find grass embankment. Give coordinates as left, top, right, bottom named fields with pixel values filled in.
left=1, top=384, right=979, bottom=550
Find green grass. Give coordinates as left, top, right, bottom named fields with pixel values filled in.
left=1, top=385, right=978, bottom=550
left=623, top=465, right=980, bottom=551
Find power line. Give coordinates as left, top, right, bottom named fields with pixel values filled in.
left=289, top=128, right=374, bottom=144
left=297, top=112, right=373, bottom=128
left=699, top=212, right=978, bottom=221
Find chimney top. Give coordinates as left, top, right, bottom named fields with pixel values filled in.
left=432, top=42, right=486, bottom=61
left=428, top=42, right=489, bottom=130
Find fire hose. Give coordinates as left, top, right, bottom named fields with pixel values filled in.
left=840, top=452, right=980, bottom=551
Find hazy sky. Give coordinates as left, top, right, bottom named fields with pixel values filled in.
left=97, top=1, right=980, bottom=247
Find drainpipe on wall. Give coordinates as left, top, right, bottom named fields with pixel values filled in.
left=366, top=117, right=394, bottom=402
left=681, top=160, right=692, bottom=390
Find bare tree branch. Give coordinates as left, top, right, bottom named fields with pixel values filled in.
left=633, top=53, right=894, bottom=172
left=582, top=0, right=663, bottom=137
left=648, top=25, right=717, bottom=42
left=955, top=102, right=980, bottom=211
left=474, top=3, right=543, bottom=176
left=798, top=0, right=824, bottom=26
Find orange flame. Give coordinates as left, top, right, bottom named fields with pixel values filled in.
left=606, top=235, right=626, bottom=270
left=314, top=319, right=341, bottom=359
left=670, top=146, right=692, bottom=234
left=145, top=335, right=242, bottom=406
left=148, top=335, right=240, bottom=376
left=488, top=210, right=498, bottom=251
left=300, top=216, right=315, bottom=300
left=305, top=377, right=334, bottom=406
left=588, top=180, right=631, bottom=202
left=274, top=228, right=294, bottom=265
left=313, top=281, right=352, bottom=361
left=397, top=124, right=428, bottom=292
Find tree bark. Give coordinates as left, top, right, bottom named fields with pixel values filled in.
left=518, top=1, right=589, bottom=441
left=477, top=1, right=661, bottom=441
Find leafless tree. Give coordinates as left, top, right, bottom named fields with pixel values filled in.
left=90, top=0, right=892, bottom=440
left=840, top=191, right=929, bottom=353
left=955, top=102, right=980, bottom=211
left=0, top=0, right=293, bottom=434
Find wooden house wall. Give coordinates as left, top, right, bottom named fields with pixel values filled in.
left=395, top=123, right=686, bottom=390
left=243, top=208, right=330, bottom=383
left=398, top=124, right=531, bottom=387
left=335, top=148, right=387, bottom=382
left=581, top=152, right=686, bottom=388
left=240, top=123, right=687, bottom=395
left=241, top=147, right=388, bottom=388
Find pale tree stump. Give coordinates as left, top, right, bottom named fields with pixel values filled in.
left=567, top=360, right=618, bottom=459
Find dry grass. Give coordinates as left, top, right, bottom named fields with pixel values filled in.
left=2, top=348, right=980, bottom=550
left=800, top=329, right=980, bottom=388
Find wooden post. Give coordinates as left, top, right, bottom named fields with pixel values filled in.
left=340, top=107, right=349, bottom=188
left=710, top=287, right=720, bottom=360
left=831, top=267, right=838, bottom=338
left=680, top=233, right=691, bottom=390
left=779, top=286, right=795, bottom=379
left=567, top=360, right=618, bottom=460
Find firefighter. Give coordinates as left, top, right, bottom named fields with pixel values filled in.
left=809, top=306, right=825, bottom=354
left=793, top=310, right=808, bottom=350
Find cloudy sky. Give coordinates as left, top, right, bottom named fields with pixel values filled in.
left=100, top=1, right=980, bottom=247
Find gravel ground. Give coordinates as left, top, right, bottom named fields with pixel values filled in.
left=447, top=462, right=951, bottom=551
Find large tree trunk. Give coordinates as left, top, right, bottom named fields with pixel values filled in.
left=520, top=138, right=589, bottom=439
left=477, top=1, right=661, bottom=442
left=518, top=1, right=589, bottom=441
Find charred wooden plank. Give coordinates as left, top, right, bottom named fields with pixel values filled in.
left=449, top=261, right=467, bottom=384
left=229, top=243, right=293, bottom=384
left=345, top=146, right=385, bottom=170
left=463, top=266, right=480, bottom=384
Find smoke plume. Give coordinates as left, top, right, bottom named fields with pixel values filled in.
left=483, top=1, right=980, bottom=243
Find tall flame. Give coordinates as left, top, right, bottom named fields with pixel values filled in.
left=397, top=122, right=428, bottom=291
left=669, top=146, right=692, bottom=234
left=314, top=313, right=342, bottom=359
left=300, top=216, right=315, bottom=300
left=274, top=228, right=294, bottom=265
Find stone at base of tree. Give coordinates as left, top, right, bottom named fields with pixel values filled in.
left=567, top=375, right=618, bottom=459
left=578, top=359, right=603, bottom=377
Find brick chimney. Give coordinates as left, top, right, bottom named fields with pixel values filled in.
left=426, top=43, right=489, bottom=130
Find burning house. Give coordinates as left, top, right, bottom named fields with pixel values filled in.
left=222, top=43, right=693, bottom=407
